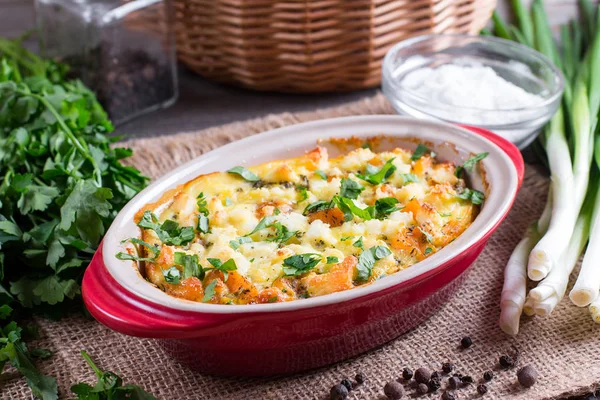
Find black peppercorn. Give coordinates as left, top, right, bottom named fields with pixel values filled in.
left=460, top=336, right=473, bottom=348
left=499, top=355, right=515, bottom=369
left=415, top=367, right=432, bottom=384
left=428, top=378, right=441, bottom=392
left=442, top=391, right=457, bottom=400
left=517, top=365, right=538, bottom=388
left=442, top=363, right=455, bottom=374
left=402, top=367, right=413, bottom=381
left=355, top=373, right=366, bottom=384
left=341, top=379, right=353, bottom=391
left=448, top=376, right=462, bottom=390
left=330, top=384, right=348, bottom=400
left=483, top=371, right=494, bottom=382
left=461, top=375, right=473, bottom=384
left=477, top=384, right=488, bottom=395
left=431, top=371, right=442, bottom=381
left=417, top=383, right=429, bottom=395
left=384, top=381, right=405, bottom=400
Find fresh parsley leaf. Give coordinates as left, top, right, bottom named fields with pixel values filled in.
left=425, top=247, right=433, bottom=255
left=207, top=258, right=237, bottom=280
left=197, top=192, right=209, bottom=215
left=334, top=196, right=373, bottom=221
left=457, top=188, right=485, bottom=205
left=456, top=152, right=488, bottom=177
left=356, top=158, right=397, bottom=185
left=282, top=253, right=322, bottom=276
left=266, top=221, right=298, bottom=244
left=400, top=173, right=419, bottom=184
left=341, top=236, right=353, bottom=241
left=71, top=351, right=157, bottom=399
left=411, top=144, right=429, bottom=161
left=162, top=266, right=181, bottom=284
left=246, top=216, right=276, bottom=236
left=439, top=212, right=452, bottom=217
left=373, top=197, right=401, bottom=218
left=339, top=178, right=364, bottom=200
left=174, top=252, right=202, bottom=280
left=361, top=142, right=371, bottom=149
left=116, top=238, right=160, bottom=263
left=302, top=200, right=333, bottom=215
left=227, top=166, right=260, bottom=182
left=297, top=186, right=308, bottom=201
left=326, top=256, right=339, bottom=264
left=229, top=236, right=252, bottom=250
left=353, top=237, right=364, bottom=250
left=202, top=280, right=217, bottom=303
left=267, top=296, right=278, bottom=303
left=314, top=170, right=328, bottom=180
left=137, top=211, right=195, bottom=246
left=356, top=246, right=392, bottom=282
left=197, top=214, right=209, bottom=234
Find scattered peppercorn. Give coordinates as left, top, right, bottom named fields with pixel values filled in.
left=402, top=367, right=413, bottom=381
left=499, top=355, right=515, bottom=369
left=461, top=375, right=474, bottom=384
left=442, top=363, right=455, bottom=374
left=448, top=376, right=462, bottom=390
left=330, top=384, right=348, bottom=400
left=517, top=365, right=538, bottom=388
left=428, top=378, right=441, bottom=392
left=483, top=371, right=494, bottom=382
left=442, top=391, right=457, bottom=400
left=460, top=336, right=473, bottom=349
left=341, top=379, right=353, bottom=391
left=431, top=371, right=442, bottom=381
left=415, top=367, right=432, bottom=384
left=384, top=381, right=405, bottom=400
left=417, top=383, right=429, bottom=395
left=477, top=384, right=488, bottom=395
left=355, top=373, right=366, bottom=384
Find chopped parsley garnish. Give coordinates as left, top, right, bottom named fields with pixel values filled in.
left=267, top=296, right=278, bottom=303
left=400, top=173, right=419, bottom=184
left=326, top=256, right=340, bottom=264
left=202, top=280, right=217, bottom=302
left=247, top=216, right=276, bottom=236
left=137, top=211, right=195, bottom=246
left=361, top=142, right=371, bottom=149
left=314, top=170, right=328, bottom=180
left=335, top=196, right=400, bottom=221
left=425, top=247, right=433, bottom=255
left=439, top=212, right=452, bottom=217
left=207, top=258, right=238, bottom=280
left=116, top=238, right=160, bottom=262
left=162, top=266, right=181, bottom=284
left=356, top=246, right=392, bottom=282
left=196, top=192, right=210, bottom=233
left=341, top=236, right=353, bottom=241
left=227, top=166, right=260, bottom=182
left=353, top=237, right=364, bottom=250
left=457, top=188, right=485, bottom=205
left=282, top=253, right=322, bottom=276
left=356, top=158, right=397, bottom=185
left=229, top=236, right=253, bottom=250
left=174, top=252, right=202, bottom=279
left=373, top=197, right=401, bottom=218
left=340, top=178, right=364, bottom=199
left=303, top=200, right=334, bottom=215
left=297, top=185, right=308, bottom=201
left=411, top=144, right=429, bottom=161
left=455, top=152, right=489, bottom=177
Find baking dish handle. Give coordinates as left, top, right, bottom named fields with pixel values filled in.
left=82, top=244, right=231, bottom=339
left=461, top=125, right=525, bottom=187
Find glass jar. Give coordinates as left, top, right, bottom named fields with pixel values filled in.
left=34, top=0, right=178, bottom=125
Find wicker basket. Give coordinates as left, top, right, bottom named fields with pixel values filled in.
left=172, top=0, right=496, bottom=92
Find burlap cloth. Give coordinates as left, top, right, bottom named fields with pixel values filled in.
left=3, top=93, right=599, bottom=400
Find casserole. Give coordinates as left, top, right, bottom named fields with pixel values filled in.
left=82, top=116, right=524, bottom=376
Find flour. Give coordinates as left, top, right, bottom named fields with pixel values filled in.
left=400, top=63, right=545, bottom=125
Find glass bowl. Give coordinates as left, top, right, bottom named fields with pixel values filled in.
left=382, top=34, right=564, bottom=149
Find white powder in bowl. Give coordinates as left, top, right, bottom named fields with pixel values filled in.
left=400, top=63, right=545, bottom=125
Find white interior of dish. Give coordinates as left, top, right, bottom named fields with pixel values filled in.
left=102, top=116, right=518, bottom=313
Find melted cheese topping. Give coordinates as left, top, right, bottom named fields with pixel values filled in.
left=132, top=145, right=479, bottom=304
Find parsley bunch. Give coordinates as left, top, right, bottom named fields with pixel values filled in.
left=0, top=38, right=148, bottom=313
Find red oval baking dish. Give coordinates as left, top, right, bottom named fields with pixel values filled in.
left=82, top=116, right=524, bottom=376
